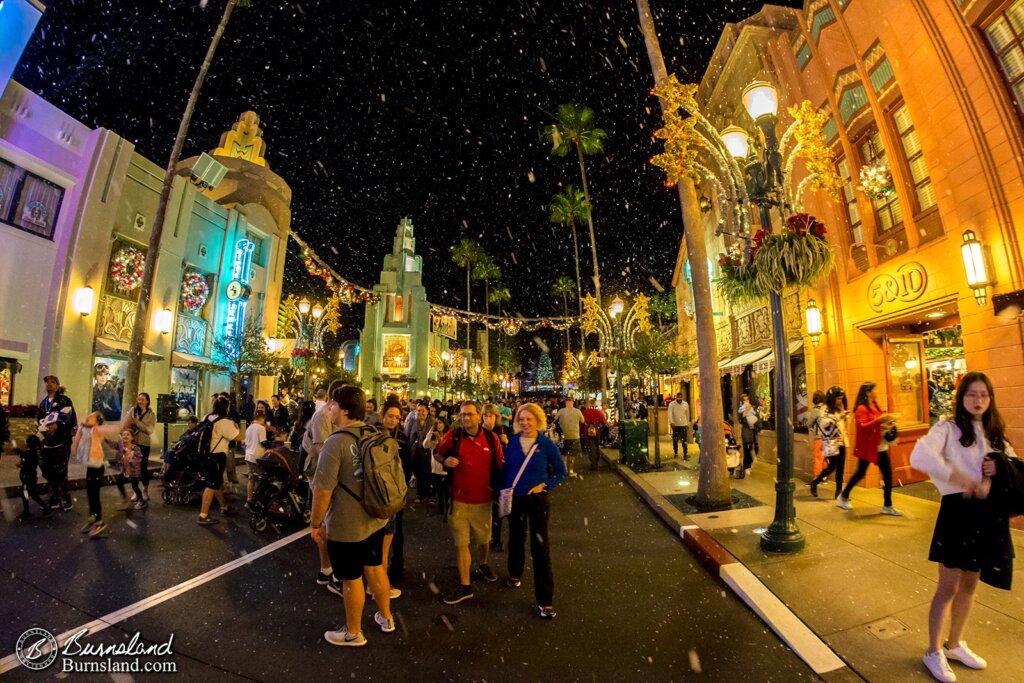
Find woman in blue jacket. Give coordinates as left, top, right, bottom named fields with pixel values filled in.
left=502, top=402, right=567, bottom=618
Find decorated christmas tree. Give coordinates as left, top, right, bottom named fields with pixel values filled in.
left=536, top=351, right=555, bottom=386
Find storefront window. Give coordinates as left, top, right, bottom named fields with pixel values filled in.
left=886, top=338, right=926, bottom=426
left=0, top=363, right=12, bottom=406
left=91, top=356, right=127, bottom=422
left=170, top=367, right=199, bottom=420
left=924, top=324, right=966, bottom=424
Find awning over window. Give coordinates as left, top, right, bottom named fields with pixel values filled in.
left=171, top=352, right=225, bottom=370
left=94, top=337, right=163, bottom=362
left=719, top=348, right=772, bottom=373
left=753, top=340, right=805, bottom=373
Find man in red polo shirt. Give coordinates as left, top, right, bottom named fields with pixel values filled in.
left=582, top=399, right=608, bottom=471
left=435, top=400, right=503, bottom=605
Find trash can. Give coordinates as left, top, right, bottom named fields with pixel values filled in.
left=619, top=419, right=649, bottom=470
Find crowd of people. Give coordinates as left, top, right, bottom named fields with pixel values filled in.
left=4, top=370, right=1021, bottom=679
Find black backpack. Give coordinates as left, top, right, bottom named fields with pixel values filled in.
left=197, top=415, right=228, bottom=456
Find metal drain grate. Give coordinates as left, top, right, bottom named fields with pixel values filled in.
left=866, top=616, right=910, bottom=640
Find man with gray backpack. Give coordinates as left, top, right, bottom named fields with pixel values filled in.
left=310, top=386, right=402, bottom=647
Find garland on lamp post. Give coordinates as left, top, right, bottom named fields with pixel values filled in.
left=717, top=213, right=834, bottom=304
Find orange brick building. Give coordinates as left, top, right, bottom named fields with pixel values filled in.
left=677, top=0, right=1024, bottom=485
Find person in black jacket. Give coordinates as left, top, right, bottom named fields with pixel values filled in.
left=38, top=375, right=77, bottom=510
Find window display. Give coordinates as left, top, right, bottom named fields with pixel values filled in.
left=924, top=324, right=966, bottom=424
left=91, top=356, right=126, bottom=421
left=886, top=338, right=926, bottom=426
left=170, top=367, right=199, bottom=420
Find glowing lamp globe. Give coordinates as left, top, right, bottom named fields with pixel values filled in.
left=742, top=81, right=779, bottom=120
left=720, top=126, right=750, bottom=159
left=609, top=296, right=625, bottom=319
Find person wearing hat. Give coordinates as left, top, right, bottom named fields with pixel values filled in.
left=37, top=375, right=77, bottom=510
left=91, top=363, right=122, bottom=422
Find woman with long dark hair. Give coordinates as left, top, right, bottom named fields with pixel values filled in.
left=809, top=386, right=849, bottom=498
left=837, top=382, right=900, bottom=514
left=910, top=372, right=1011, bottom=682
left=125, top=392, right=156, bottom=503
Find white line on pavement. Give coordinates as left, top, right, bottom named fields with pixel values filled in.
left=0, top=528, right=309, bottom=675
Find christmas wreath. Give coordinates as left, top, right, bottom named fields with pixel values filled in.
left=181, top=271, right=210, bottom=313
left=110, top=245, right=146, bottom=291
left=717, top=213, right=834, bottom=304
left=857, top=162, right=893, bottom=200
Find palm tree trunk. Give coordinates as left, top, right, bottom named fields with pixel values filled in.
left=484, top=279, right=491, bottom=368
left=574, top=145, right=608, bottom=400
left=466, top=266, right=472, bottom=349
left=635, top=0, right=729, bottom=509
left=570, top=219, right=585, bottom=350
left=121, top=0, right=239, bottom=421
left=563, top=293, right=570, bottom=355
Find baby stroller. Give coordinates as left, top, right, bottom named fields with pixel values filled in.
left=161, top=433, right=208, bottom=505
left=248, top=445, right=310, bottom=532
left=725, top=434, right=743, bottom=478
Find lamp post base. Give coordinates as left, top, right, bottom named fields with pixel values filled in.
left=759, top=479, right=805, bottom=553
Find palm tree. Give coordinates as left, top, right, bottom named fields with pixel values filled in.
left=540, top=104, right=606, bottom=303
left=634, top=0, right=728, bottom=509
left=551, top=275, right=576, bottom=354
left=548, top=186, right=589, bottom=348
left=451, top=237, right=484, bottom=348
left=121, top=0, right=251, bottom=420
left=488, top=284, right=511, bottom=315
left=473, top=256, right=502, bottom=365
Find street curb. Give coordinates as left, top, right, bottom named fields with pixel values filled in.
left=602, top=448, right=852, bottom=679
left=2, top=464, right=163, bottom=500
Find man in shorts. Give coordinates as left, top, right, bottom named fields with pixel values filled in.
left=436, top=400, right=504, bottom=605
left=554, top=397, right=585, bottom=477
left=310, top=385, right=396, bottom=647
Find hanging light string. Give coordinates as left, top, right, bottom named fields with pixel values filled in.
left=287, top=231, right=580, bottom=333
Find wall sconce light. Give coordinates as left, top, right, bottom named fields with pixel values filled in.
left=805, top=298, right=823, bottom=346
left=960, top=229, right=993, bottom=305
left=72, top=286, right=95, bottom=316
left=154, top=307, right=174, bottom=335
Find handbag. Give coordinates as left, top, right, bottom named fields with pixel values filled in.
left=498, top=443, right=538, bottom=518
left=883, top=424, right=898, bottom=442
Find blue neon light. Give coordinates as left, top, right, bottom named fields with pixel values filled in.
left=224, top=239, right=255, bottom=340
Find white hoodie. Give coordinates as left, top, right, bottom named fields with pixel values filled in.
left=909, top=419, right=1016, bottom=496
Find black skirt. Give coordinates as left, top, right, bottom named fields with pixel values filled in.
left=929, top=493, right=1015, bottom=589
left=928, top=494, right=985, bottom=572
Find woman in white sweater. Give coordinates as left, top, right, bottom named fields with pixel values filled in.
left=909, top=372, right=1011, bottom=683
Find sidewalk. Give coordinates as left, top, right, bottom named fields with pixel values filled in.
left=605, top=442, right=1024, bottom=682
left=1, top=449, right=169, bottom=499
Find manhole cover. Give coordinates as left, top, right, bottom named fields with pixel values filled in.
left=866, top=616, right=909, bottom=640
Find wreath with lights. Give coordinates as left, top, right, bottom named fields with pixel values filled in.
left=181, top=271, right=210, bottom=313
left=857, top=162, right=893, bottom=200
left=110, top=245, right=146, bottom=291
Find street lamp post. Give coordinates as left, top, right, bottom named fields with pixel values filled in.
left=724, top=81, right=804, bottom=554
left=296, top=297, right=324, bottom=401
left=608, top=296, right=626, bottom=430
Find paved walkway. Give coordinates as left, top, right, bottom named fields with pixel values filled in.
left=605, top=445, right=1024, bottom=682
left=0, top=459, right=812, bottom=681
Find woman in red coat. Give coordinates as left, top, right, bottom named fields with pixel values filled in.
left=837, top=382, right=901, bottom=515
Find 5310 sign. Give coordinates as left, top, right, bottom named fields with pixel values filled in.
left=868, top=262, right=928, bottom=312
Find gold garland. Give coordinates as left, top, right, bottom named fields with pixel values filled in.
left=650, top=75, right=702, bottom=185
left=580, top=294, right=603, bottom=336
left=787, top=100, right=843, bottom=199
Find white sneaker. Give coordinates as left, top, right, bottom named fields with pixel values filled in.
left=374, top=611, right=395, bottom=633
left=881, top=506, right=903, bottom=516
left=923, top=650, right=956, bottom=682
left=324, top=626, right=366, bottom=647
left=837, top=496, right=853, bottom=510
left=945, top=641, right=987, bottom=670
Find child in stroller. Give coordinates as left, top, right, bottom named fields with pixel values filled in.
left=161, top=419, right=207, bottom=505
left=248, top=444, right=310, bottom=532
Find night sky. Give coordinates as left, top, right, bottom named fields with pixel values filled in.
left=14, top=0, right=802, bottom=364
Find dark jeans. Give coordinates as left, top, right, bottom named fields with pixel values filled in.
left=116, top=474, right=142, bottom=502
left=742, top=441, right=755, bottom=470
left=583, top=435, right=601, bottom=469
left=508, top=492, right=554, bottom=607
left=21, top=476, right=47, bottom=514
left=139, top=445, right=151, bottom=486
left=811, top=446, right=846, bottom=495
left=491, top=500, right=504, bottom=546
left=389, top=510, right=405, bottom=581
left=671, top=426, right=688, bottom=457
left=842, top=451, right=893, bottom=507
left=434, top=474, right=449, bottom=514
left=414, top=449, right=434, bottom=499
left=86, top=466, right=104, bottom=518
